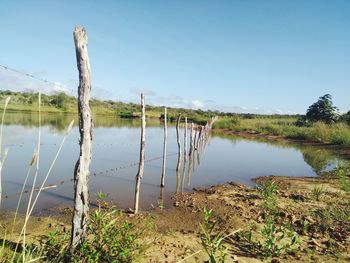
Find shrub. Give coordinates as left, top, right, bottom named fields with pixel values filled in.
left=330, top=124, right=350, bottom=146
left=311, top=185, right=325, bottom=201
left=41, top=208, right=146, bottom=263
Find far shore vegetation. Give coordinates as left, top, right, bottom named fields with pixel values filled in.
left=1, top=90, right=350, bottom=147
left=214, top=94, right=350, bottom=147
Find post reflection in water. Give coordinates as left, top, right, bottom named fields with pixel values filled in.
left=0, top=112, right=344, bottom=213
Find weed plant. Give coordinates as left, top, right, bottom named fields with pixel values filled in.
left=41, top=207, right=146, bottom=263
left=198, top=208, right=242, bottom=263
left=254, top=179, right=300, bottom=258
left=199, top=208, right=228, bottom=263
left=311, top=185, right=325, bottom=201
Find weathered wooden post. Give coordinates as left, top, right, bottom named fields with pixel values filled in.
left=189, top=122, right=194, bottom=155
left=193, top=127, right=198, bottom=151
left=134, top=93, right=146, bottom=214
left=159, top=186, right=164, bottom=208
left=187, top=150, right=193, bottom=186
left=196, top=126, right=202, bottom=150
left=183, top=117, right=187, bottom=157
left=160, top=107, right=167, bottom=188
left=175, top=158, right=181, bottom=193
left=175, top=114, right=182, bottom=172
left=71, top=26, right=93, bottom=248
left=181, top=117, right=188, bottom=193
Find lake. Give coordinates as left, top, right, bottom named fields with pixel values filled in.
left=0, top=112, right=342, bottom=214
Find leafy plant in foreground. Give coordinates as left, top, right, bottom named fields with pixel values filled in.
left=255, top=179, right=300, bottom=258
left=259, top=219, right=299, bottom=258
left=256, top=179, right=278, bottom=216
left=41, top=207, right=146, bottom=263
left=199, top=208, right=228, bottom=263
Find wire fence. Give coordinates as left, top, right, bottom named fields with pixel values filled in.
left=3, top=152, right=178, bottom=200
left=0, top=63, right=214, bottom=209
left=0, top=63, right=117, bottom=100
left=0, top=64, right=76, bottom=95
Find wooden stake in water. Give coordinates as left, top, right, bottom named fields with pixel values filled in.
left=134, top=93, right=146, bottom=214
left=196, top=126, right=202, bottom=150
left=160, top=107, right=167, bottom=188
left=193, top=126, right=198, bottom=151
left=176, top=114, right=182, bottom=172
left=71, top=27, right=93, bottom=248
left=187, top=149, right=193, bottom=186
left=181, top=117, right=188, bottom=193
left=176, top=154, right=181, bottom=193
left=189, top=122, right=194, bottom=155
left=183, top=117, right=187, bottom=157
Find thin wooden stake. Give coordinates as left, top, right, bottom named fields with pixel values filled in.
left=71, top=26, right=93, bottom=248
left=196, top=126, right=202, bottom=149
left=175, top=114, right=182, bottom=172
left=183, top=117, right=187, bottom=157
left=160, top=107, right=167, bottom=188
left=189, top=122, right=194, bottom=155
left=193, top=127, right=198, bottom=150
left=181, top=117, right=188, bottom=193
left=187, top=149, right=193, bottom=186
left=134, top=93, right=146, bottom=214
left=175, top=155, right=181, bottom=194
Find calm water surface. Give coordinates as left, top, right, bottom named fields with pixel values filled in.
left=0, top=113, right=342, bottom=214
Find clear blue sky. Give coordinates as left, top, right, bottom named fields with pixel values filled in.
left=0, top=0, right=349, bottom=114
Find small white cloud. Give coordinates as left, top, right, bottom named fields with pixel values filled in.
left=129, top=87, right=156, bottom=97
left=0, top=67, right=74, bottom=95
left=190, top=100, right=204, bottom=109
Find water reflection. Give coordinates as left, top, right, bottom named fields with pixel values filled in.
left=4, top=112, right=161, bottom=133
left=301, top=148, right=335, bottom=173
left=0, top=113, right=345, bottom=213
left=214, top=132, right=340, bottom=174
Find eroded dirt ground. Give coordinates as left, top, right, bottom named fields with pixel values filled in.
left=142, top=175, right=350, bottom=262
left=1, top=174, right=349, bottom=262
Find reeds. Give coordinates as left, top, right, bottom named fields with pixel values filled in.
left=0, top=96, right=11, bottom=209
left=0, top=93, right=74, bottom=262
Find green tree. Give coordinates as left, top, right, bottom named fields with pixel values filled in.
left=305, top=94, right=339, bottom=124
left=53, top=92, right=69, bottom=109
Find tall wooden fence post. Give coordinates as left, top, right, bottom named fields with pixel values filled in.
left=175, top=114, right=182, bottom=172
left=193, top=127, right=198, bottom=151
left=134, top=93, right=146, bottom=214
left=183, top=117, right=187, bottom=157
left=160, top=107, right=167, bottom=188
left=181, top=117, right=188, bottom=193
left=189, top=122, right=194, bottom=154
left=71, top=26, right=93, bottom=248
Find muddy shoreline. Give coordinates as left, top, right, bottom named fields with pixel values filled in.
left=2, top=173, right=349, bottom=262
left=1, top=132, right=350, bottom=262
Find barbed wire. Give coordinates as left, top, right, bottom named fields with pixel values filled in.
left=0, top=64, right=77, bottom=94
left=3, top=152, right=178, bottom=200
left=0, top=64, right=118, bottom=101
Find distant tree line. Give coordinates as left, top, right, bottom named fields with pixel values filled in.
left=0, top=90, right=348, bottom=126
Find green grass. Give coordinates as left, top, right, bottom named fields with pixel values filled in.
left=214, top=116, right=350, bottom=147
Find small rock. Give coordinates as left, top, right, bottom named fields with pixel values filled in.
left=290, top=193, right=306, bottom=201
